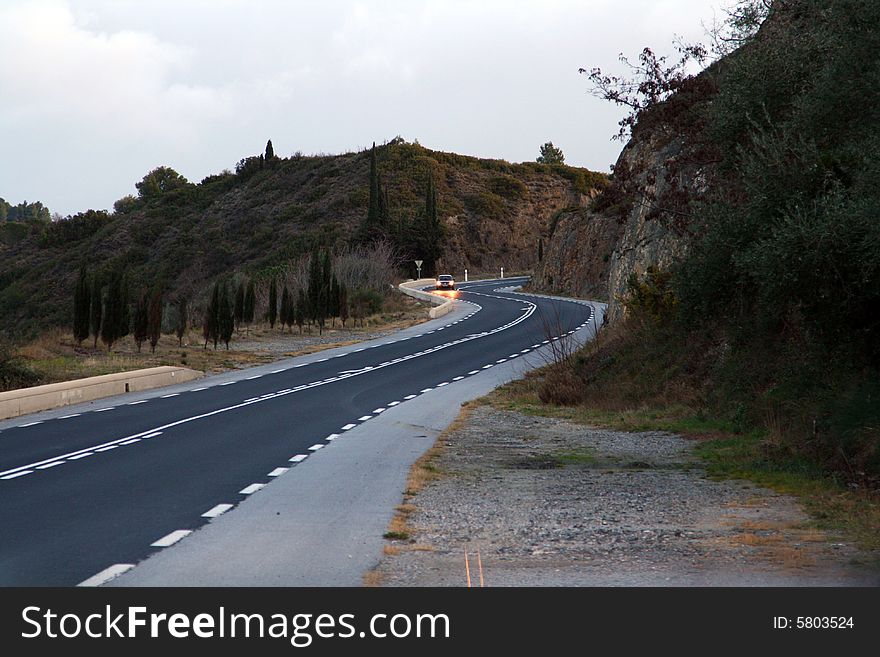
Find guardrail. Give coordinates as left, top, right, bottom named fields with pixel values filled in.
left=398, top=279, right=456, bottom=319
left=0, top=366, right=204, bottom=420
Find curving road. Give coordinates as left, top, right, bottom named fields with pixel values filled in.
left=0, top=278, right=600, bottom=586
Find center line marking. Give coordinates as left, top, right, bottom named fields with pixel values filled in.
left=202, top=504, right=234, bottom=518
left=119, top=438, right=141, bottom=445
left=151, top=530, right=192, bottom=548
left=68, top=452, right=93, bottom=460
left=1, top=470, right=32, bottom=480
left=95, top=445, right=118, bottom=452
left=239, top=483, right=265, bottom=495
left=141, top=431, right=162, bottom=439
left=36, top=462, right=63, bottom=470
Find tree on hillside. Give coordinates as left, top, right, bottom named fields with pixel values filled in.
left=268, top=278, right=278, bottom=328
left=176, top=297, right=188, bottom=347
left=307, top=251, right=322, bottom=327
left=280, top=286, right=291, bottom=332
left=234, top=281, right=245, bottom=331
left=538, top=237, right=544, bottom=263
left=118, top=273, right=130, bottom=339
left=414, top=174, right=444, bottom=277
left=148, top=287, right=163, bottom=353
left=536, top=142, right=565, bottom=164
left=243, top=280, right=256, bottom=336
left=329, top=275, right=341, bottom=327
left=135, top=166, right=189, bottom=200
left=101, top=272, right=125, bottom=351
left=218, top=283, right=234, bottom=349
left=204, top=283, right=220, bottom=349
left=73, top=266, right=90, bottom=346
left=90, top=275, right=103, bottom=349
left=339, top=283, right=349, bottom=328
left=295, top=289, right=306, bottom=334
left=133, top=289, right=149, bottom=353
left=355, top=143, right=385, bottom=244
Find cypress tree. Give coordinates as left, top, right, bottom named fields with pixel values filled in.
left=148, top=287, right=163, bottom=353
left=295, top=289, right=306, bottom=334
left=378, top=174, right=390, bottom=230
left=317, top=284, right=327, bottom=335
left=234, top=281, right=245, bottom=331
left=265, top=139, right=275, bottom=162
left=134, top=289, right=149, bottom=353
left=307, top=251, right=322, bottom=326
left=244, top=280, right=256, bottom=335
left=204, top=282, right=220, bottom=349
left=367, top=142, right=380, bottom=229
left=101, top=272, right=124, bottom=351
left=268, top=278, right=278, bottom=328
left=329, top=275, right=340, bottom=327
left=90, top=275, right=103, bottom=349
left=118, top=273, right=130, bottom=339
left=176, top=297, right=188, bottom=347
left=339, top=283, right=349, bottom=328
left=218, top=282, right=234, bottom=349
left=73, top=266, right=90, bottom=346
left=280, top=286, right=291, bottom=332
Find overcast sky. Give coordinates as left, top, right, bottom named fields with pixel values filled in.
left=0, top=0, right=722, bottom=216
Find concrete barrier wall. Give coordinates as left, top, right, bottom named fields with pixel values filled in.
left=0, top=366, right=204, bottom=420
left=398, top=279, right=455, bottom=319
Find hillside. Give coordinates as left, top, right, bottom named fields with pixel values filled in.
left=0, top=140, right=605, bottom=337
left=531, top=0, right=880, bottom=490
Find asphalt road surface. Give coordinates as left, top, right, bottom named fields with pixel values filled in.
left=0, top=278, right=598, bottom=585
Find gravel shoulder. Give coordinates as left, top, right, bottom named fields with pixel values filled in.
left=371, top=405, right=879, bottom=586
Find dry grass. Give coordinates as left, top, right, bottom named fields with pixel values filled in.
left=362, top=571, right=386, bottom=587
left=12, top=301, right=431, bottom=389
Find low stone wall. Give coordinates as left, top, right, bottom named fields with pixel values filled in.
left=0, top=366, right=204, bottom=420
left=398, top=279, right=456, bottom=319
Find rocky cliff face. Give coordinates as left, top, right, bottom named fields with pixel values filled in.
left=533, top=71, right=717, bottom=320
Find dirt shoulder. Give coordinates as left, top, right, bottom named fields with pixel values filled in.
left=371, top=405, right=879, bottom=586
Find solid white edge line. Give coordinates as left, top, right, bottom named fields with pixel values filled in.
left=150, top=529, right=192, bottom=548
left=78, top=564, right=135, bottom=587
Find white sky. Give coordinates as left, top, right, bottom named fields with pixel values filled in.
left=0, top=0, right=722, bottom=216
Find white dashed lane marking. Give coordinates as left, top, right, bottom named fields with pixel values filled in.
left=341, top=423, right=357, bottom=431
left=36, top=462, right=63, bottom=470
left=202, top=504, right=233, bottom=518
left=289, top=454, right=308, bottom=463
left=358, top=415, right=372, bottom=421
left=151, top=530, right=191, bottom=548
left=78, top=564, right=135, bottom=587
left=1, top=470, right=32, bottom=480
left=239, top=483, right=265, bottom=495
left=268, top=467, right=289, bottom=477
left=308, top=444, right=324, bottom=451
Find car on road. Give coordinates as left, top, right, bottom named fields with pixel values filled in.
left=436, top=274, right=455, bottom=290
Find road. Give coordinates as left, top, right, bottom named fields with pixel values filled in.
left=0, top=278, right=599, bottom=586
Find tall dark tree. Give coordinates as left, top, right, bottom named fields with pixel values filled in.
left=101, top=272, right=124, bottom=351
left=234, top=281, right=245, bottom=331
left=329, top=275, right=341, bottom=327
left=339, top=283, right=349, bottom=328
left=355, top=142, right=384, bottom=243
left=218, top=282, right=234, bottom=350
left=416, top=174, right=444, bottom=276
left=316, top=284, right=328, bottom=335
left=268, top=277, right=278, bottom=328
left=280, top=286, right=291, bottom=332
left=133, top=289, right=149, bottom=353
left=243, top=280, right=256, bottom=335
left=265, top=139, right=276, bottom=162
left=90, top=275, right=103, bottom=349
left=73, top=266, right=90, bottom=346
left=204, top=282, right=220, bottom=350
left=176, top=297, right=188, bottom=347
left=118, top=273, right=130, bottom=339
left=148, top=287, right=163, bottom=353
left=378, top=174, right=390, bottom=229
left=295, top=289, right=306, bottom=334
left=307, top=251, right=322, bottom=326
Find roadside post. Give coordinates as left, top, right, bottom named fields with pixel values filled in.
left=415, top=260, right=423, bottom=279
